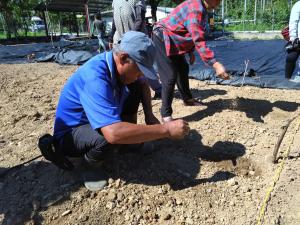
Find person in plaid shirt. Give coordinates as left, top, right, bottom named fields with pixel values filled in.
left=152, top=0, right=229, bottom=122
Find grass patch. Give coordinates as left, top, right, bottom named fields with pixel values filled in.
left=0, top=31, right=46, bottom=39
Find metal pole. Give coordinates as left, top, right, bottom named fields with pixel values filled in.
left=84, top=1, right=91, bottom=37
left=272, top=1, right=275, bottom=31
left=42, top=10, right=49, bottom=37
left=221, top=0, right=224, bottom=20
left=254, top=0, right=257, bottom=25
left=243, top=0, right=247, bottom=31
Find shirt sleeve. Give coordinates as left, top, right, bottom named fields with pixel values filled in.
left=185, top=10, right=216, bottom=66
left=80, top=77, right=122, bottom=129
left=289, top=2, right=300, bottom=41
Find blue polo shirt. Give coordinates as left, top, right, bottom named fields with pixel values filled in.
left=53, top=51, right=129, bottom=140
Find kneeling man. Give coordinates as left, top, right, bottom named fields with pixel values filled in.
left=40, top=31, right=190, bottom=190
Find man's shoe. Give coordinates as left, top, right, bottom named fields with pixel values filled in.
left=183, top=98, right=203, bottom=106
left=38, top=134, right=74, bottom=171
left=289, top=76, right=300, bottom=83
left=81, top=154, right=107, bottom=191
left=82, top=169, right=108, bottom=191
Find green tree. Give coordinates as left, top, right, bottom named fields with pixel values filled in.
left=0, top=0, right=40, bottom=39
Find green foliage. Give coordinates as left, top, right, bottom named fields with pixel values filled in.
left=158, top=0, right=291, bottom=31
left=0, top=0, right=294, bottom=39
left=0, top=0, right=42, bottom=38
left=159, top=0, right=177, bottom=7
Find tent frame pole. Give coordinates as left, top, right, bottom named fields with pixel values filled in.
left=84, top=0, right=91, bottom=37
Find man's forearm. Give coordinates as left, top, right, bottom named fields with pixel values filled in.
left=101, top=122, right=169, bottom=144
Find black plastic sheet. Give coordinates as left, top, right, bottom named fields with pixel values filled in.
left=1, top=38, right=299, bottom=89
left=189, top=39, right=300, bottom=89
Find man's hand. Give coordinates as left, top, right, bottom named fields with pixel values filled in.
left=213, top=61, right=230, bottom=80
left=164, top=119, right=190, bottom=139
left=145, top=113, right=160, bottom=125
left=189, top=52, right=195, bottom=65
left=109, top=42, right=113, bottom=50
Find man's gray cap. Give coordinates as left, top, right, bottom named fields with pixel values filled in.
left=119, top=31, right=157, bottom=80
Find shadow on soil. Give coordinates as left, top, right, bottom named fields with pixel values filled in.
left=0, top=129, right=246, bottom=224
left=174, top=88, right=227, bottom=101
left=105, top=129, right=245, bottom=191
left=183, top=97, right=300, bottom=123
left=0, top=162, right=82, bottom=225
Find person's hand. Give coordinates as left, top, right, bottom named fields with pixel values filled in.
left=213, top=61, right=230, bottom=80
left=109, top=42, right=113, bottom=50
left=145, top=113, right=160, bottom=125
left=164, top=119, right=190, bottom=139
left=189, top=52, right=195, bottom=65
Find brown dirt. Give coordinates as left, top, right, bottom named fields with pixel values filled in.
left=0, top=63, right=299, bottom=225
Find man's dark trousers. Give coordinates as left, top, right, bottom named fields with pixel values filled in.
left=152, top=28, right=193, bottom=117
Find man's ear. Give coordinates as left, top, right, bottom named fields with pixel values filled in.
left=119, top=53, right=130, bottom=65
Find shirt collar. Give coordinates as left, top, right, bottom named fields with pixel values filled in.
left=105, top=51, right=118, bottom=87
left=105, top=51, right=127, bottom=91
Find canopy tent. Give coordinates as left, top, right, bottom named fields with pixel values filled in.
left=35, top=0, right=112, bottom=13
left=34, top=0, right=113, bottom=38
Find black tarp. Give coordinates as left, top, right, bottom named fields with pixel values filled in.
left=1, top=38, right=299, bottom=89
left=0, top=38, right=99, bottom=65
left=189, top=39, right=300, bottom=89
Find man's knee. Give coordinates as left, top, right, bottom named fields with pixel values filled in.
left=85, top=139, right=120, bottom=162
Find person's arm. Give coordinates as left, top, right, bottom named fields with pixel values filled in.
left=101, top=119, right=189, bottom=144
left=91, top=21, right=95, bottom=36
left=289, top=2, right=300, bottom=41
left=186, top=9, right=229, bottom=79
left=140, top=80, right=160, bottom=125
left=134, top=5, right=146, bottom=31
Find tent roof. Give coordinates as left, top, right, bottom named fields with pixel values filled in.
left=35, top=0, right=112, bottom=13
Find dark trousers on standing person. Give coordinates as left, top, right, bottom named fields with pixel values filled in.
left=152, top=28, right=193, bottom=118
left=285, top=50, right=300, bottom=79
left=54, top=81, right=143, bottom=163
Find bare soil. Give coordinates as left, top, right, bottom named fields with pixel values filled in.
left=0, top=63, right=299, bottom=225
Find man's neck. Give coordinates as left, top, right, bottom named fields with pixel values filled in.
left=113, top=53, right=125, bottom=86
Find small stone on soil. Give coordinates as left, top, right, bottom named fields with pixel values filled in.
left=61, top=210, right=71, bottom=217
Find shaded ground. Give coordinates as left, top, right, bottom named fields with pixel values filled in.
left=0, top=63, right=299, bottom=225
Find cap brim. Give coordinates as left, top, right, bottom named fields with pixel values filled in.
left=136, top=63, right=158, bottom=80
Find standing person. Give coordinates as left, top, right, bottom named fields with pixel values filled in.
left=152, top=0, right=230, bottom=122
left=285, top=0, right=300, bottom=82
left=109, top=0, right=147, bottom=46
left=92, top=13, right=106, bottom=52
left=38, top=32, right=190, bottom=191
left=109, top=0, right=162, bottom=99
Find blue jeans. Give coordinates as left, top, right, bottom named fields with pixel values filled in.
left=97, top=34, right=106, bottom=52
left=147, top=78, right=162, bottom=94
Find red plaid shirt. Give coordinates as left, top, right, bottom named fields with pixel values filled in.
left=156, top=0, right=216, bottom=66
